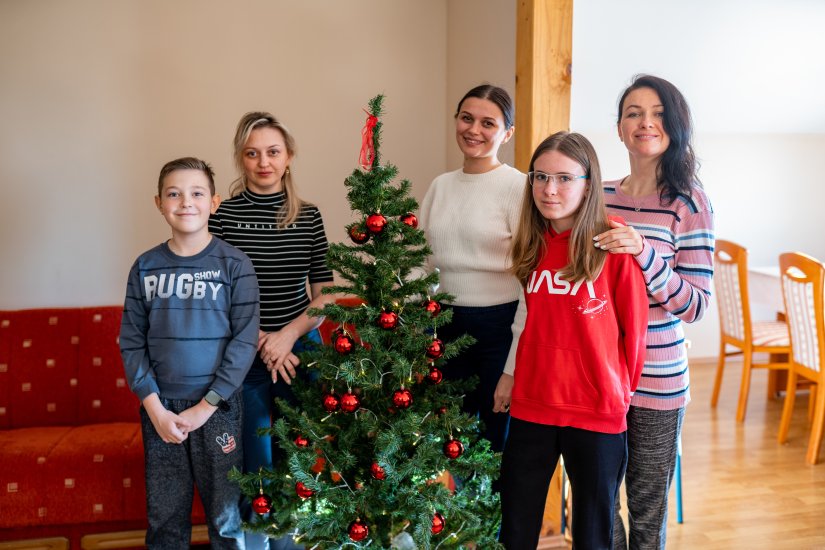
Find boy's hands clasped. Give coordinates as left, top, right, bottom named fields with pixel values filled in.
left=143, top=394, right=192, bottom=444
left=144, top=393, right=223, bottom=444
left=179, top=401, right=219, bottom=434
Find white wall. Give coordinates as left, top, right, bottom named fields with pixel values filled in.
left=571, top=0, right=825, bottom=358
left=0, top=0, right=448, bottom=309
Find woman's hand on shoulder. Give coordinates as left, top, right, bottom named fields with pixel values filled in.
left=493, top=373, right=514, bottom=413
left=593, top=219, right=644, bottom=256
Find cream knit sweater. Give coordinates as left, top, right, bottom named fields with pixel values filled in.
left=419, top=164, right=526, bottom=307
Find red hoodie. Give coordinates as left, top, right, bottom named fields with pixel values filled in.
left=511, top=220, right=648, bottom=434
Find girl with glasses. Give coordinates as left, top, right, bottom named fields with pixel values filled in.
left=497, top=131, right=648, bottom=549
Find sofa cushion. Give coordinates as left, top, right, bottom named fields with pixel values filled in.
left=0, top=423, right=144, bottom=529
left=0, top=311, right=12, bottom=430
left=77, top=307, right=140, bottom=424
left=5, top=309, right=82, bottom=428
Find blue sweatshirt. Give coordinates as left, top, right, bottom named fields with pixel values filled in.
left=120, top=237, right=259, bottom=402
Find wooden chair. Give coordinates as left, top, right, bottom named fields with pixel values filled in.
left=777, top=252, right=825, bottom=465
left=711, top=240, right=790, bottom=421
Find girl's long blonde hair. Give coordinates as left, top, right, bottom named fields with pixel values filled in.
left=230, top=111, right=307, bottom=228
left=510, top=131, right=609, bottom=284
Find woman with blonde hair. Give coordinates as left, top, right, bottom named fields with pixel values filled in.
left=496, top=131, right=648, bottom=550
left=209, top=112, right=334, bottom=550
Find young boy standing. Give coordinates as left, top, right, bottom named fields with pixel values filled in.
left=120, top=157, right=259, bottom=549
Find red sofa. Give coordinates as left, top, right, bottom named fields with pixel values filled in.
left=0, top=307, right=205, bottom=547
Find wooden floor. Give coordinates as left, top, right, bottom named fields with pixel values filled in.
left=651, top=358, right=825, bottom=549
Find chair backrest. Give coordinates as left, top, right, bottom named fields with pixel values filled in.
left=714, top=240, right=752, bottom=342
left=779, top=252, right=825, bottom=375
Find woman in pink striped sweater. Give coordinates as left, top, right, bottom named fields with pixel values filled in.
left=593, top=74, right=715, bottom=550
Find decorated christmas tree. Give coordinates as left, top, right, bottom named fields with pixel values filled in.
left=233, top=95, right=503, bottom=549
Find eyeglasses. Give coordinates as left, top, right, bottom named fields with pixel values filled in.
left=528, top=171, right=588, bottom=189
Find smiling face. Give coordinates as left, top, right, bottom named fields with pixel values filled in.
left=531, top=150, right=589, bottom=233
left=155, top=169, right=220, bottom=240
left=618, top=86, right=671, bottom=161
left=455, top=97, right=514, bottom=172
left=241, top=127, right=292, bottom=194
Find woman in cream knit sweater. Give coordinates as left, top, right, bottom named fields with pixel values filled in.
left=418, top=84, right=525, bottom=452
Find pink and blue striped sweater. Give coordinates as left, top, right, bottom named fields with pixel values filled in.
left=604, top=180, right=715, bottom=410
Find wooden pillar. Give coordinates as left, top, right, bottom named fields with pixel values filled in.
left=515, top=1, right=574, bottom=544
left=515, top=0, right=573, bottom=172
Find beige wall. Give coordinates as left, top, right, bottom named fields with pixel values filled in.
left=6, top=0, right=819, bottom=363
left=446, top=0, right=517, bottom=170
left=0, top=0, right=448, bottom=308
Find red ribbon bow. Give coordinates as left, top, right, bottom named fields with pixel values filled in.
left=359, top=110, right=379, bottom=171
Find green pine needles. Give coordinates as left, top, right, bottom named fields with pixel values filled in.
left=231, top=95, right=504, bottom=549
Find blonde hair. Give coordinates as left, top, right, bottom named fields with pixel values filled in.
left=230, top=111, right=306, bottom=228
left=510, top=131, right=609, bottom=284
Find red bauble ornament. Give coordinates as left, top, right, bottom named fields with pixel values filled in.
left=340, top=391, right=361, bottom=413
left=294, top=435, right=310, bottom=448
left=436, top=406, right=448, bottom=416
left=422, top=299, right=441, bottom=317
left=443, top=438, right=464, bottom=460
left=370, top=462, right=386, bottom=480
left=252, top=493, right=272, bottom=514
left=392, top=388, right=413, bottom=409
left=349, top=224, right=370, bottom=244
left=426, top=366, right=443, bottom=385
left=295, top=481, right=314, bottom=499
left=322, top=392, right=341, bottom=413
left=425, top=338, right=445, bottom=360
left=377, top=310, right=399, bottom=330
left=365, top=213, right=387, bottom=234
left=431, top=512, right=446, bottom=535
left=348, top=519, right=369, bottom=542
left=333, top=332, right=355, bottom=355
left=400, top=212, right=418, bottom=228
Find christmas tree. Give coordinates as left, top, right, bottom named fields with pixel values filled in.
left=233, top=95, right=503, bottom=549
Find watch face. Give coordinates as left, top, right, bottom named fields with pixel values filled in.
left=206, top=390, right=231, bottom=411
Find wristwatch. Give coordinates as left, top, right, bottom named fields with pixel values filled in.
left=204, top=390, right=230, bottom=411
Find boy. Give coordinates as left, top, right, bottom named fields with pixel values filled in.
left=120, top=157, right=259, bottom=549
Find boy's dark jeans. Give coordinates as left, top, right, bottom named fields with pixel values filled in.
left=140, top=392, right=244, bottom=549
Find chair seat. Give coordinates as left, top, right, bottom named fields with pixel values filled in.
left=752, top=320, right=790, bottom=347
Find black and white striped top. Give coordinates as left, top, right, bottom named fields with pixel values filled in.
left=209, top=190, right=333, bottom=332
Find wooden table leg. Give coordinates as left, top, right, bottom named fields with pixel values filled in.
left=768, top=312, right=788, bottom=400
